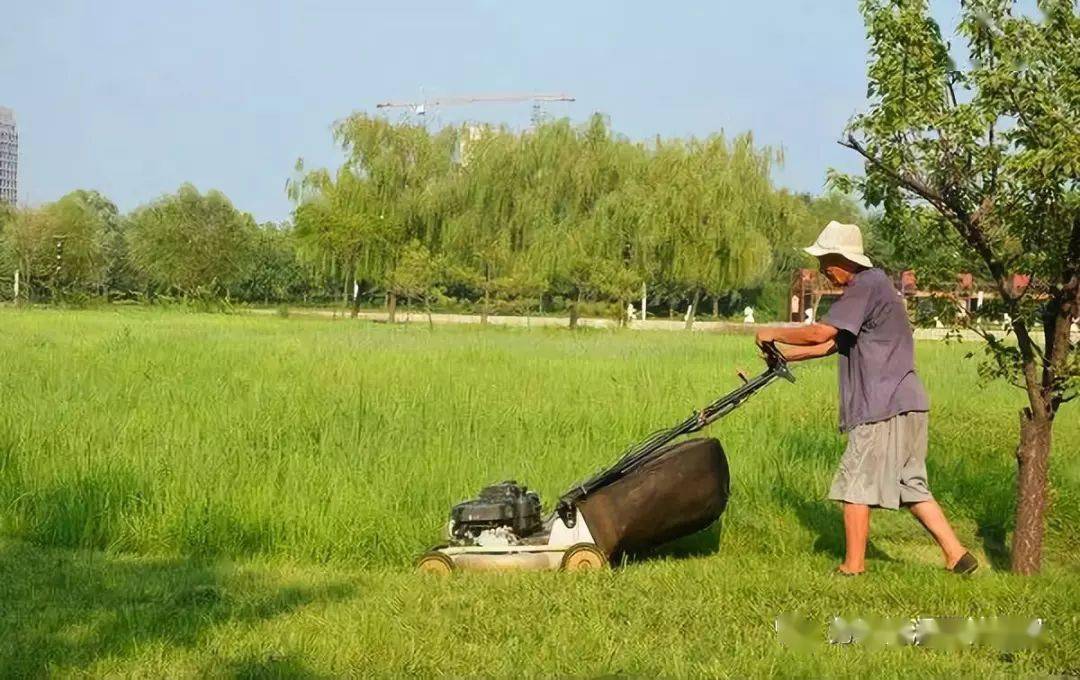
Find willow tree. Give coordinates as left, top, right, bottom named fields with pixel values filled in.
left=580, top=139, right=653, bottom=324
left=445, top=117, right=625, bottom=326
left=332, top=115, right=459, bottom=319
left=288, top=162, right=381, bottom=316
left=386, top=239, right=445, bottom=329
left=292, top=111, right=796, bottom=326
left=519, top=120, right=587, bottom=325
left=442, top=123, right=531, bottom=323
left=833, top=0, right=1078, bottom=573
left=650, top=134, right=778, bottom=329
left=529, top=115, right=650, bottom=327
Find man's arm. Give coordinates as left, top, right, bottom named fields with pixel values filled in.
left=780, top=340, right=837, bottom=362
left=755, top=323, right=838, bottom=347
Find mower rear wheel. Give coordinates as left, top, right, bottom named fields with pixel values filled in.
left=560, top=543, right=608, bottom=572
left=416, top=551, right=455, bottom=576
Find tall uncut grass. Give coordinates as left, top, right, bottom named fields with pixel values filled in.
left=0, top=307, right=1076, bottom=569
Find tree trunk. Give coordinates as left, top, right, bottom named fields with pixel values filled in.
left=684, top=290, right=700, bottom=330
left=1005, top=299, right=1073, bottom=575
left=387, top=292, right=397, bottom=323
left=481, top=288, right=489, bottom=325
left=424, top=296, right=434, bottom=330
left=1012, top=409, right=1053, bottom=574
left=712, top=296, right=719, bottom=319
left=349, top=273, right=359, bottom=319
left=569, top=291, right=581, bottom=329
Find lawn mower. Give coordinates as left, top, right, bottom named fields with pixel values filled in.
left=416, top=342, right=795, bottom=574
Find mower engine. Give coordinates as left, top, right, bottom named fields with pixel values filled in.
left=448, top=481, right=543, bottom=546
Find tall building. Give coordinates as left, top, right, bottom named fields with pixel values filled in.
left=0, top=107, right=17, bottom=205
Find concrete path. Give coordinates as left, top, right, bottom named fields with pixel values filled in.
left=248, top=306, right=1072, bottom=342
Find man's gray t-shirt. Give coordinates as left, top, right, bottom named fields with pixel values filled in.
left=823, top=268, right=929, bottom=432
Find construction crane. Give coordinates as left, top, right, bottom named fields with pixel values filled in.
left=375, top=93, right=575, bottom=126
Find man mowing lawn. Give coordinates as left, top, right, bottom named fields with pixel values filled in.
left=755, top=221, right=978, bottom=576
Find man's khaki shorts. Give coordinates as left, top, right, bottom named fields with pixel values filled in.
left=828, top=411, right=933, bottom=510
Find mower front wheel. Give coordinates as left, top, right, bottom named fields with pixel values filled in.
left=560, top=543, right=608, bottom=572
left=416, top=551, right=455, bottom=576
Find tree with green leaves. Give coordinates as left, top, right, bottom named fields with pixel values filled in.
left=832, top=0, right=1078, bottom=573
left=443, top=123, right=530, bottom=323
left=649, top=134, right=779, bottom=329
left=127, top=184, right=255, bottom=300
left=290, top=113, right=803, bottom=327
left=232, top=222, right=312, bottom=304
left=333, top=115, right=459, bottom=319
left=1, top=191, right=108, bottom=299
left=387, top=239, right=445, bottom=329
left=61, top=189, right=141, bottom=298
left=527, top=116, right=653, bottom=327
left=288, top=163, right=379, bottom=315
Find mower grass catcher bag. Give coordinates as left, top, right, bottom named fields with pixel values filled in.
left=577, top=437, right=729, bottom=558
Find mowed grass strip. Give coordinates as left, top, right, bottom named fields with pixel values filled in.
left=0, top=308, right=1077, bottom=676
left=1, top=538, right=1078, bottom=678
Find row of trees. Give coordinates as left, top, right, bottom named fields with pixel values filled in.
left=0, top=186, right=335, bottom=306
left=287, top=114, right=856, bottom=327
left=0, top=116, right=863, bottom=324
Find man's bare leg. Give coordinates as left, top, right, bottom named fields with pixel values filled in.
left=840, top=502, right=870, bottom=573
left=907, top=500, right=967, bottom=568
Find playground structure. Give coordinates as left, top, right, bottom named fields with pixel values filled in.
left=787, top=268, right=1034, bottom=324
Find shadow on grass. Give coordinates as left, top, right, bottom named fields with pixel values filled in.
left=225, top=652, right=331, bottom=679
left=974, top=521, right=1011, bottom=571
left=933, top=456, right=1015, bottom=571
left=770, top=428, right=897, bottom=562
left=623, top=521, right=724, bottom=564
left=775, top=488, right=898, bottom=562
left=0, top=540, right=353, bottom=677
left=771, top=423, right=1024, bottom=571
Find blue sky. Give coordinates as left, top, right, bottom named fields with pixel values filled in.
left=1, top=0, right=964, bottom=222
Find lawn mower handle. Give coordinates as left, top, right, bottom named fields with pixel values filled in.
left=759, top=341, right=793, bottom=382
left=556, top=341, right=794, bottom=522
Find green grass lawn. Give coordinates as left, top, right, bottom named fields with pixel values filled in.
left=0, top=308, right=1077, bottom=678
